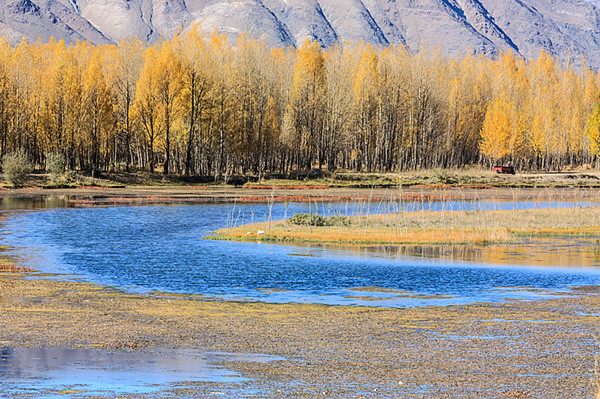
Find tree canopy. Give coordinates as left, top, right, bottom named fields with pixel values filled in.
left=0, top=31, right=599, bottom=178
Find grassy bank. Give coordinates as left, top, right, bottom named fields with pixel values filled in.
left=243, top=168, right=600, bottom=189
left=212, top=204, right=600, bottom=246
left=5, top=167, right=600, bottom=190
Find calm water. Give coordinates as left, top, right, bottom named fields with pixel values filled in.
left=2, top=200, right=600, bottom=307
left=0, top=347, right=282, bottom=398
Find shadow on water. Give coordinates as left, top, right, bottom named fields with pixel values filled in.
left=0, top=347, right=283, bottom=398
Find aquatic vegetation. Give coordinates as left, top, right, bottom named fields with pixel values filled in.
left=0, top=262, right=36, bottom=289
left=3, top=190, right=600, bottom=397
left=595, top=349, right=600, bottom=399
left=237, top=195, right=384, bottom=203
left=0, top=279, right=14, bottom=288
left=2, top=277, right=599, bottom=398
left=244, top=185, right=330, bottom=190
left=75, top=185, right=112, bottom=190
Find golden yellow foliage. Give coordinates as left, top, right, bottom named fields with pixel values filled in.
left=586, top=104, right=600, bottom=156
left=0, top=32, right=598, bottom=175
left=479, top=97, right=513, bottom=160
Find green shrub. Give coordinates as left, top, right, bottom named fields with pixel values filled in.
left=2, top=150, right=32, bottom=188
left=288, top=213, right=352, bottom=227
left=289, top=213, right=327, bottom=226
left=327, top=216, right=352, bottom=227
left=45, top=152, right=66, bottom=182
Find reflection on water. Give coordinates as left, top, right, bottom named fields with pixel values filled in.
left=313, top=240, right=600, bottom=268
left=0, top=196, right=71, bottom=210
left=0, top=347, right=282, bottom=397
left=1, top=201, right=600, bottom=308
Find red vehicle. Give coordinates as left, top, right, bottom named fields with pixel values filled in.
left=493, top=163, right=515, bottom=175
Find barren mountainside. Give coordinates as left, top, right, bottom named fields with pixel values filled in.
left=2, top=0, right=600, bottom=66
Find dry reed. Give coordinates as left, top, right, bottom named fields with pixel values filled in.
left=216, top=189, right=600, bottom=246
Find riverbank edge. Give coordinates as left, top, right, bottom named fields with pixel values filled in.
left=7, top=168, right=600, bottom=192
left=209, top=227, right=600, bottom=247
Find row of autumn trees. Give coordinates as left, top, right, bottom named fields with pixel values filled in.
left=1, top=27, right=600, bottom=179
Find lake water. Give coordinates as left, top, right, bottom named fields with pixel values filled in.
left=2, top=199, right=600, bottom=307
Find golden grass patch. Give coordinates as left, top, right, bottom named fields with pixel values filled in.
left=214, top=205, right=600, bottom=246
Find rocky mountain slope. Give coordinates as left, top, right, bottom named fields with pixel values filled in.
left=2, top=0, right=600, bottom=66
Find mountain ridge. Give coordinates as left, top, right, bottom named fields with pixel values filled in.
left=2, top=0, right=600, bottom=67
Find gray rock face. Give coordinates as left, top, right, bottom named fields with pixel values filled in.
left=2, top=0, right=600, bottom=66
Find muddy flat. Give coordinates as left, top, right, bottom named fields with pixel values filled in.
left=1, top=275, right=599, bottom=398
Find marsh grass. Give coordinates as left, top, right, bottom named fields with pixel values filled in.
left=215, top=190, right=600, bottom=246
left=243, top=167, right=502, bottom=189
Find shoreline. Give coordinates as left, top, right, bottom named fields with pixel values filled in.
left=1, top=272, right=599, bottom=398
left=0, top=184, right=598, bottom=207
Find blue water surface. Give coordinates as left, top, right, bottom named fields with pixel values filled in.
left=2, top=201, right=600, bottom=307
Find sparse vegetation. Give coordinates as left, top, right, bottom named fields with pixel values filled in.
left=102, top=339, right=146, bottom=350
left=1, top=277, right=598, bottom=398
left=1, top=150, right=32, bottom=188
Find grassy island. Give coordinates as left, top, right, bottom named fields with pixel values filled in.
left=212, top=204, right=600, bottom=246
